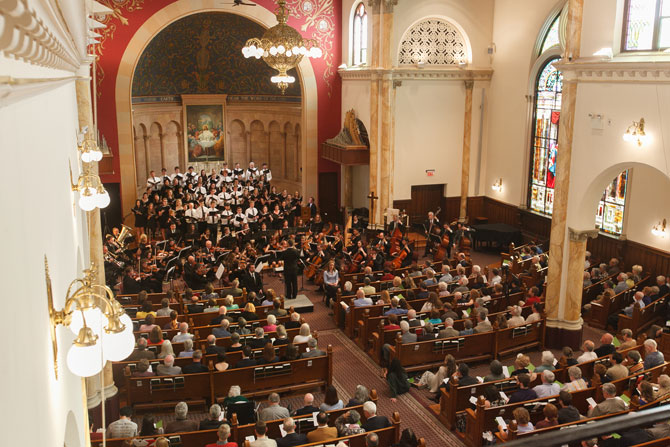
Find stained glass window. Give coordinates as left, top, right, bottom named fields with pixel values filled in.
left=529, top=58, right=562, bottom=215
left=540, top=16, right=560, bottom=54
left=352, top=3, right=367, bottom=65
left=595, top=170, right=629, bottom=235
left=624, top=0, right=670, bottom=51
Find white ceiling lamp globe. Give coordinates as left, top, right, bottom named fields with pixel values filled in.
left=101, top=324, right=135, bottom=362
left=286, top=50, right=292, bottom=57
left=269, top=46, right=278, bottom=56
left=277, top=45, right=285, bottom=54
left=70, top=307, right=104, bottom=336
left=97, top=190, right=110, bottom=208
left=81, top=151, right=93, bottom=163
left=67, top=341, right=103, bottom=377
left=79, top=195, right=96, bottom=211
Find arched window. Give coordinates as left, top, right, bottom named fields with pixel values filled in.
left=527, top=14, right=629, bottom=235
left=540, top=16, right=560, bottom=54
left=623, top=0, right=670, bottom=51
left=528, top=58, right=562, bottom=215
left=595, top=170, right=629, bottom=235
left=352, top=3, right=367, bottom=66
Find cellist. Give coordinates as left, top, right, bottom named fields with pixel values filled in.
left=388, top=213, right=404, bottom=235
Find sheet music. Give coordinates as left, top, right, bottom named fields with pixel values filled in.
left=216, top=264, right=225, bottom=279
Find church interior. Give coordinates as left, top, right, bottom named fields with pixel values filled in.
left=6, top=0, right=670, bottom=445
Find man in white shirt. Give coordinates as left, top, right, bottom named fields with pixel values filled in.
left=171, top=166, right=184, bottom=185
left=233, top=162, right=244, bottom=178
left=205, top=188, right=220, bottom=207
left=261, top=162, right=272, bottom=182
left=220, top=203, right=233, bottom=227
left=576, top=340, right=597, bottom=363
left=147, top=170, right=162, bottom=191
left=246, top=161, right=258, bottom=181
left=185, top=166, right=198, bottom=185
left=246, top=200, right=259, bottom=228
left=233, top=206, right=247, bottom=229
left=533, top=370, right=560, bottom=398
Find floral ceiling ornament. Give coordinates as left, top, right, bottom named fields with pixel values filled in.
left=284, top=0, right=336, bottom=96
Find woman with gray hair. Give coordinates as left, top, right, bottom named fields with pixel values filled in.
left=178, top=339, right=194, bottom=357
left=292, top=323, right=312, bottom=344
left=346, top=385, right=370, bottom=407
left=157, top=340, right=174, bottom=359
left=199, top=404, right=226, bottom=430
left=222, top=385, right=249, bottom=407
left=334, top=409, right=365, bottom=436
left=534, top=351, right=556, bottom=374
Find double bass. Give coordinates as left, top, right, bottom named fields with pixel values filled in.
left=433, top=224, right=450, bottom=262
left=389, top=212, right=404, bottom=255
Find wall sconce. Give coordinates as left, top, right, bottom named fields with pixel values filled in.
left=623, top=118, right=649, bottom=147
left=652, top=219, right=667, bottom=238
left=492, top=178, right=503, bottom=192
left=70, top=161, right=110, bottom=211
left=78, top=138, right=103, bottom=163
left=46, top=257, right=134, bottom=378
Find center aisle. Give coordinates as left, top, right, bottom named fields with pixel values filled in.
left=266, top=269, right=466, bottom=446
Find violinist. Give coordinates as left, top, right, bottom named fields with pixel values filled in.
left=218, top=226, right=236, bottom=250
left=122, top=266, right=142, bottom=294
left=166, top=222, right=181, bottom=241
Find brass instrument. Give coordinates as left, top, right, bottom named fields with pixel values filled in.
left=117, top=224, right=134, bottom=248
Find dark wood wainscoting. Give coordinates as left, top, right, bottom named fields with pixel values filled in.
left=393, top=194, right=670, bottom=274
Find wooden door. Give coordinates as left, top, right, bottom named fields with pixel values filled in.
left=318, top=172, right=340, bottom=223
left=408, top=184, right=444, bottom=224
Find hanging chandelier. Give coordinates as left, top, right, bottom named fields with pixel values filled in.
left=241, top=0, right=322, bottom=94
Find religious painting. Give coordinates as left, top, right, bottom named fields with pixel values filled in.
left=182, top=95, right=227, bottom=163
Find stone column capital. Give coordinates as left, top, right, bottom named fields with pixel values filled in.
left=367, top=0, right=381, bottom=11
left=383, top=0, right=399, bottom=13
left=568, top=227, right=599, bottom=242
left=464, top=80, right=474, bottom=90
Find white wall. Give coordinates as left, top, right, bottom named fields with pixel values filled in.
left=0, top=79, right=89, bottom=446
left=394, top=81, right=466, bottom=199
left=625, top=167, right=670, bottom=251
left=483, top=0, right=561, bottom=206
left=567, top=81, right=670, bottom=233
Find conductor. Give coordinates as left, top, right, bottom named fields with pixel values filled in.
left=277, top=239, right=301, bottom=299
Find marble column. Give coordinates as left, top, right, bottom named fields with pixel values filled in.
left=343, top=165, right=354, bottom=209
left=459, top=80, right=474, bottom=222
left=75, top=65, right=120, bottom=428
left=377, top=0, right=396, bottom=225
left=368, top=0, right=380, bottom=225
left=544, top=0, right=585, bottom=350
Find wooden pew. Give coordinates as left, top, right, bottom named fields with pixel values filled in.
left=125, top=346, right=333, bottom=411
left=112, top=342, right=310, bottom=386
left=213, top=346, right=333, bottom=401
left=92, top=393, right=381, bottom=447
left=589, top=276, right=652, bottom=329
left=385, top=319, right=545, bottom=372
left=618, top=294, right=668, bottom=338
left=389, top=331, right=498, bottom=373
left=464, top=388, right=594, bottom=447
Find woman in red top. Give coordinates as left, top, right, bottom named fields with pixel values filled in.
left=384, top=314, right=401, bottom=330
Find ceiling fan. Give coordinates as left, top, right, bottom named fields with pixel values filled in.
left=220, top=0, right=257, bottom=6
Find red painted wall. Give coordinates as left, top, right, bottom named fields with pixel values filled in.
left=95, top=0, right=342, bottom=205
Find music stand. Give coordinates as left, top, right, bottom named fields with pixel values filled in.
left=177, top=246, right=192, bottom=259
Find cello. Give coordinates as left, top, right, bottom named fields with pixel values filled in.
left=433, top=224, right=450, bottom=262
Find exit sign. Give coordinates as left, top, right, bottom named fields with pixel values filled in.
left=426, top=170, right=435, bottom=177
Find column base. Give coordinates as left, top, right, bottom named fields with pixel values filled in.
left=88, top=390, right=120, bottom=431
left=545, top=318, right=583, bottom=350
